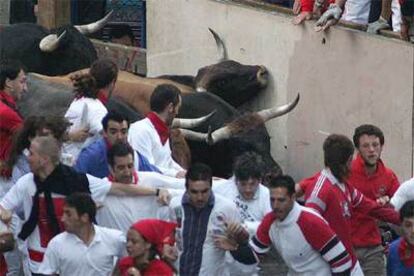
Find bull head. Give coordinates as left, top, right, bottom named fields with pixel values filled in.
left=181, top=93, right=300, bottom=144
left=39, top=11, right=112, bottom=53
left=194, top=29, right=269, bottom=107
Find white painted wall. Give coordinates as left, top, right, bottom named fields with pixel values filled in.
left=147, top=0, right=414, bottom=182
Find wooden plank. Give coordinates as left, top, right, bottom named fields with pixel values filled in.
left=91, top=39, right=147, bottom=76
left=55, top=0, right=71, bottom=28
left=0, top=0, right=10, bottom=24
left=37, top=0, right=70, bottom=29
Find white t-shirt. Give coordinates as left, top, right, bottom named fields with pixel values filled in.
left=0, top=172, right=111, bottom=273
left=64, top=97, right=107, bottom=160
left=391, top=177, right=414, bottom=210
left=38, top=225, right=125, bottom=276
left=97, top=171, right=185, bottom=233
left=213, top=176, right=271, bottom=236
left=341, top=0, right=371, bottom=24
left=128, top=118, right=184, bottom=177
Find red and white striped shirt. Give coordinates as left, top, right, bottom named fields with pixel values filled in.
left=300, top=168, right=400, bottom=269
left=250, top=202, right=352, bottom=275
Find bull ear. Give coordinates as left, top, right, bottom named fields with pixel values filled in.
left=208, top=28, right=228, bottom=62
left=74, top=11, right=113, bottom=35
left=39, top=31, right=67, bottom=52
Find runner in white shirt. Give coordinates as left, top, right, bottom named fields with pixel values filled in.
left=64, top=74, right=109, bottom=162
left=39, top=193, right=125, bottom=276
left=213, top=152, right=271, bottom=275
left=391, top=177, right=414, bottom=211
left=158, top=163, right=258, bottom=275
left=96, top=142, right=185, bottom=233
left=0, top=136, right=170, bottom=274
left=249, top=175, right=353, bottom=275
left=128, top=84, right=186, bottom=178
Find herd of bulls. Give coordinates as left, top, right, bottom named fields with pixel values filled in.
left=0, top=14, right=300, bottom=179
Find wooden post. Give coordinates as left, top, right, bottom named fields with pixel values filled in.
left=0, top=0, right=10, bottom=24
left=37, top=0, right=70, bottom=29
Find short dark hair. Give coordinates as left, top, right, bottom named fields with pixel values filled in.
left=89, top=58, right=118, bottom=89
left=323, top=134, right=354, bottom=182
left=0, top=59, right=24, bottom=90
left=400, top=200, right=414, bottom=221
left=150, top=84, right=181, bottom=113
left=268, top=175, right=295, bottom=196
left=233, top=151, right=265, bottom=181
left=107, top=142, right=134, bottom=168
left=185, top=163, right=213, bottom=189
left=353, top=124, right=385, bottom=148
left=102, top=111, right=129, bottom=131
left=65, top=193, right=96, bottom=222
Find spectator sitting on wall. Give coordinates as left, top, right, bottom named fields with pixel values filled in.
left=292, top=0, right=346, bottom=32
left=365, top=0, right=401, bottom=34
left=110, top=24, right=136, bottom=47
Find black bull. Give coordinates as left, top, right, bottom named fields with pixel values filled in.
left=0, top=23, right=97, bottom=76
left=20, top=74, right=283, bottom=178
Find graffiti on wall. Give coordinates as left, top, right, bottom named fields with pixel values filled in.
left=92, top=39, right=147, bottom=75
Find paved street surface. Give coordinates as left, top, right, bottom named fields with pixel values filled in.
left=260, top=248, right=288, bottom=275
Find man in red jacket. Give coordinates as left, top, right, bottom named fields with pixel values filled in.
left=0, top=59, right=27, bottom=179
left=300, top=134, right=400, bottom=275
left=0, top=59, right=27, bottom=276
left=349, top=124, right=399, bottom=276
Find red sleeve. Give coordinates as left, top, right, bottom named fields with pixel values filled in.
left=297, top=210, right=352, bottom=273
left=143, top=259, right=174, bottom=276
left=118, top=257, right=134, bottom=276
left=301, top=0, right=315, bottom=12
left=0, top=107, right=22, bottom=133
left=386, top=170, right=400, bottom=197
left=352, top=186, right=400, bottom=225
left=250, top=212, right=275, bottom=254
left=305, top=181, right=329, bottom=215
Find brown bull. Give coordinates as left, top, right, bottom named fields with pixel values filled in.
left=34, top=70, right=194, bottom=115
left=29, top=72, right=198, bottom=169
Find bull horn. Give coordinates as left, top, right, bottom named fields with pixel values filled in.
left=257, top=93, right=300, bottom=122
left=208, top=28, right=228, bottom=62
left=179, top=126, right=213, bottom=142
left=204, top=94, right=300, bottom=144
left=172, top=110, right=216, bottom=129
left=75, top=11, right=113, bottom=35
left=180, top=125, right=231, bottom=145
left=39, top=31, right=67, bottom=52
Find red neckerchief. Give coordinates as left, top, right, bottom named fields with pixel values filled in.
left=147, top=112, right=169, bottom=145
left=108, top=171, right=139, bottom=185
left=97, top=90, right=108, bottom=105
left=398, top=238, right=414, bottom=267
